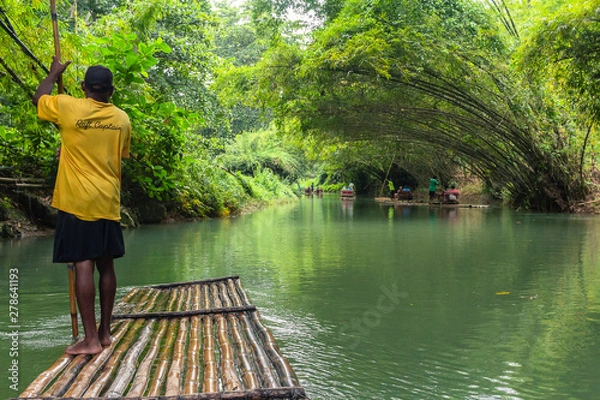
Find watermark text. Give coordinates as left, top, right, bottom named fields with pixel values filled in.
left=339, top=282, right=408, bottom=349
left=7, top=268, right=20, bottom=392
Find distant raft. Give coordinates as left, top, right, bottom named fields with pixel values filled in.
left=16, top=276, right=308, bottom=400
left=341, top=189, right=355, bottom=199
left=374, top=197, right=490, bottom=208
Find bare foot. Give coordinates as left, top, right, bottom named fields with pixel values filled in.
left=97, top=325, right=113, bottom=347
left=65, top=339, right=103, bottom=355
left=99, top=335, right=113, bottom=347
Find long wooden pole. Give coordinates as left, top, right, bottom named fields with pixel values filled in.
left=50, top=0, right=77, bottom=341
left=49, top=0, right=64, bottom=93
left=67, top=264, right=78, bottom=340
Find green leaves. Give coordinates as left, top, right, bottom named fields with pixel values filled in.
left=516, top=1, right=600, bottom=123
left=89, top=33, right=169, bottom=87
left=133, top=162, right=177, bottom=201
left=235, top=0, right=594, bottom=210
left=217, top=126, right=308, bottom=181
left=0, top=0, right=302, bottom=220
left=4, top=0, right=597, bottom=216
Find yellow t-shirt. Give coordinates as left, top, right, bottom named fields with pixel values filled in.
left=37, top=94, right=131, bottom=222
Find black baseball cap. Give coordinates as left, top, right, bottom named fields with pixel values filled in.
left=84, top=65, right=114, bottom=93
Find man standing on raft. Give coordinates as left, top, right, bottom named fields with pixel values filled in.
left=429, top=176, right=440, bottom=202
left=33, top=57, right=132, bottom=355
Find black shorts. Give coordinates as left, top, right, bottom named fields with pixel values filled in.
left=53, top=210, right=125, bottom=263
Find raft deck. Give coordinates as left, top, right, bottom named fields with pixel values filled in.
left=340, top=189, right=355, bottom=199
left=16, top=276, right=308, bottom=400
left=374, top=197, right=490, bottom=208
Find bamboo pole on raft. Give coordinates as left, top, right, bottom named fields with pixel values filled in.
left=18, top=355, right=73, bottom=398
left=40, top=354, right=90, bottom=397
left=228, top=280, right=280, bottom=388
left=81, top=319, right=145, bottom=397
left=202, top=284, right=219, bottom=393
left=146, top=288, right=182, bottom=395
left=219, top=281, right=260, bottom=389
left=61, top=290, right=156, bottom=397
left=126, top=319, right=169, bottom=396
left=103, top=321, right=155, bottom=397
left=19, top=290, right=154, bottom=397
left=165, top=287, right=192, bottom=395
left=183, top=285, right=202, bottom=394
left=62, top=321, right=129, bottom=397
left=210, top=284, right=242, bottom=391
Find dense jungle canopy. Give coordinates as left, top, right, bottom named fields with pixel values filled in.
left=1, top=0, right=599, bottom=216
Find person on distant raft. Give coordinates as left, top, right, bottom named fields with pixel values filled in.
left=388, top=179, right=395, bottom=199
left=429, top=176, right=440, bottom=202
left=443, top=184, right=460, bottom=204
left=33, top=57, right=132, bottom=355
left=398, top=185, right=413, bottom=201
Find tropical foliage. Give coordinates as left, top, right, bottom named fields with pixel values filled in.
left=217, top=0, right=599, bottom=211
left=1, top=0, right=599, bottom=218
left=0, top=0, right=299, bottom=221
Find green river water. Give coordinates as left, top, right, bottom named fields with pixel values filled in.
left=2, top=195, right=600, bottom=399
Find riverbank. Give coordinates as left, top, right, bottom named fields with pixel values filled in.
left=0, top=186, right=299, bottom=239
left=0, top=188, right=54, bottom=239
left=2, top=176, right=599, bottom=239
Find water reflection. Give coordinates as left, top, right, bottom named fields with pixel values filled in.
left=341, top=198, right=354, bottom=218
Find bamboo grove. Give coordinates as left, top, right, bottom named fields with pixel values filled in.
left=219, top=0, right=600, bottom=211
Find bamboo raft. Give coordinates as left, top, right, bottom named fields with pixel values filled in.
left=340, top=189, right=355, bottom=199
left=374, top=197, right=490, bottom=208
left=16, top=276, right=308, bottom=400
